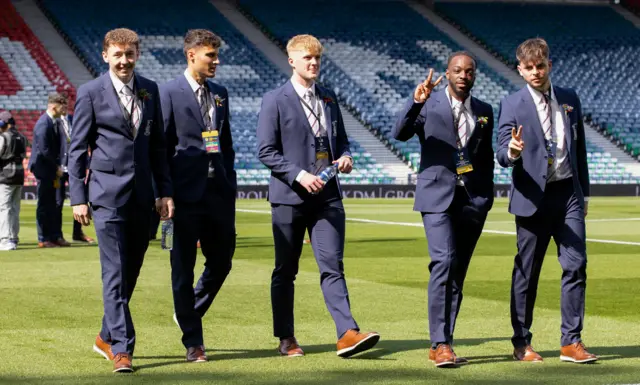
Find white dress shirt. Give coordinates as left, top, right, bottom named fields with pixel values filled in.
left=108, top=70, right=142, bottom=135
left=526, top=84, right=572, bottom=182
left=184, top=69, right=215, bottom=126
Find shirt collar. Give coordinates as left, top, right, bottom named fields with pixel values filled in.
left=527, top=83, right=556, bottom=105
left=445, top=86, right=472, bottom=112
left=184, top=69, right=207, bottom=93
left=291, top=78, right=315, bottom=99
left=46, top=110, right=55, bottom=120
left=109, top=70, right=134, bottom=93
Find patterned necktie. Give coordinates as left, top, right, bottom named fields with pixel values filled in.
left=198, top=85, right=211, bottom=129
left=121, top=85, right=140, bottom=135
left=455, top=103, right=468, bottom=147
left=304, top=89, right=322, bottom=137
left=541, top=93, right=553, bottom=140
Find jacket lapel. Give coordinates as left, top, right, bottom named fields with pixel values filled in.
left=520, top=88, right=545, bottom=148
left=468, top=97, right=483, bottom=143
left=101, top=73, right=132, bottom=138
left=316, top=85, right=336, bottom=156
left=433, top=91, right=457, bottom=146
left=179, top=75, right=206, bottom=130
left=552, top=86, right=573, bottom=152
left=207, top=81, right=225, bottom=131
left=284, top=81, right=314, bottom=136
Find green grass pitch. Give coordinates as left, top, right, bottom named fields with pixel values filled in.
left=1, top=197, right=639, bottom=384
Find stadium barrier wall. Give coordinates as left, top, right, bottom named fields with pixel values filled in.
left=19, top=184, right=640, bottom=200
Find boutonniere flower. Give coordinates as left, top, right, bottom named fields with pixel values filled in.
left=137, top=89, right=151, bottom=101
left=322, top=96, right=334, bottom=104
left=562, top=104, right=574, bottom=113
left=476, top=116, right=489, bottom=125
left=213, top=95, right=225, bottom=107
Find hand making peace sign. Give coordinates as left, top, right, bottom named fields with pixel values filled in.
left=414, top=68, right=444, bottom=103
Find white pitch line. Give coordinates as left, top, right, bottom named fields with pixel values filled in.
left=237, top=209, right=640, bottom=247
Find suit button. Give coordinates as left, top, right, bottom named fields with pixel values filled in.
left=133, top=162, right=137, bottom=167
left=542, top=175, right=546, bottom=179
left=311, top=144, right=315, bottom=148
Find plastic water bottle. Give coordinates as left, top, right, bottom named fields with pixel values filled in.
left=161, top=219, right=173, bottom=250
left=319, top=163, right=339, bottom=182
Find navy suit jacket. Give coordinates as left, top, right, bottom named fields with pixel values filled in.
left=160, top=75, right=236, bottom=202
left=29, top=113, right=61, bottom=181
left=496, top=86, right=589, bottom=217
left=257, top=81, right=351, bottom=205
left=393, top=90, right=495, bottom=214
left=68, top=72, right=172, bottom=208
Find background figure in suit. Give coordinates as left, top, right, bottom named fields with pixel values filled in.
left=29, top=93, right=70, bottom=248
left=68, top=28, right=174, bottom=373
left=393, top=53, right=495, bottom=367
left=257, top=34, right=379, bottom=358
left=497, top=38, right=596, bottom=364
left=56, top=108, right=94, bottom=244
left=160, top=29, right=236, bottom=363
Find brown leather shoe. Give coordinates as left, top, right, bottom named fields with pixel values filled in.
left=113, top=353, right=133, bottom=373
left=54, top=238, right=71, bottom=247
left=336, top=329, right=380, bottom=358
left=432, top=344, right=456, bottom=367
left=278, top=337, right=304, bottom=357
left=187, top=345, right=207, bottom=362
left=513, top=345, right=543, bottom=362
left=73, top=234, right=95, bottom=243
left=93, top=335, right=114, bottom=360
left=429, top=347, right=468, bottom=365
left=560, top=342, right=598, bottom=363
left=38, top=241, right=59, bottom=248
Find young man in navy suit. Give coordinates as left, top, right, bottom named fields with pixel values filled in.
left=68, top=28, right=174, bottom=373
left=160, top=29, right=236, bottom=363
left=29, top=93, right=70, bottom=248
left=497, top=38, right=596, bottom=364
left=393, top=52, right=495, bottom=367
left=257, top=34, right=379, bottom=359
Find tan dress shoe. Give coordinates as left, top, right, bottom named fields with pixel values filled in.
left=513, top=345, right=543, bottom=362
left=113, top=353, right=133, bottom=373
left=92, top=334, right=114, bottom=360
left=429, top=346, right=468, bottom=365
left=560, top=342, right=598, bottom=363
left=432, top=344, right=456, bottom=367
left=336, top=329, right=380, bottom=358
left=278, top=337, right=304, bottom=357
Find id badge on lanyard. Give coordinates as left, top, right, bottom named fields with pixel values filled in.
left=203, top=130, right=220, bottom=154
left=545, top=138, right=556, bottom=167
left=455, top=147, right=474, bottom=175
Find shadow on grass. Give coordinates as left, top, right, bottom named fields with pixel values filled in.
left=134, top=337, right=511, bottom=369
left=3, top=363, right=640, bottom=385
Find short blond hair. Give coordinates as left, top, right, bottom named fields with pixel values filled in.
left=516, top=38, right=549, bottom=64
left=103, top=28, right=140, bottom=52
left=286, top=34, right=323, bottom=56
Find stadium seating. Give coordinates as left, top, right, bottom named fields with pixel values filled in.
left=435, top=2, right=640, bottom=181
left=0, top=0, right=76, bottom=186
left=37, top=0, right=394, bottom=185
left=238, top=0, right=639, bottom=184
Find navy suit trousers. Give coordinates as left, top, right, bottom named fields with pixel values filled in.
left=271, top=199, right=358, bottom=340
left=171, top=182, right=236, bottom=348
left=422, top=186, right=487, bottom=347
left=55, top=173, right=83, bottom=239
left=94, top=198, right=151, bottom=355
left=511, top=178, right=587, bottom=348
left=36, top=178, right=58, bottom=242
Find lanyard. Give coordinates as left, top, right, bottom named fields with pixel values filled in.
left=298, top=94, right=323, bottom=135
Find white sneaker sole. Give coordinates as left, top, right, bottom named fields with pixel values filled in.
left=560, top=355, right=598, bottom=363
left=93, top=344, right=111, bottom=361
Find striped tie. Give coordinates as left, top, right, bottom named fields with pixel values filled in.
left=122, top=86, right=140, bottom=136
left=199, top=85, right=211, bottom=129
left=305, top=90, right=322, bottom=137
left=456, top=103, right=468, bottom=147
left=541, top=93, right=552, bottom=140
